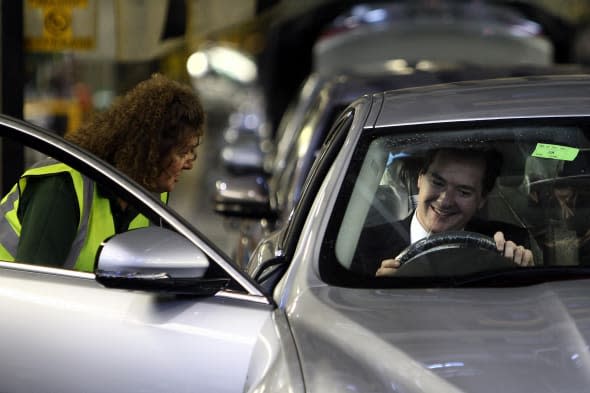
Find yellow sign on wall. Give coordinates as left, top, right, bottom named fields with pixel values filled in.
left=25, top=0, right=95, bottom=51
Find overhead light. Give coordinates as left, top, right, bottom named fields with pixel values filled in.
left=208, top=46, right=257, bottom=84
left=186, top=51, right=209, bottom=78
left=188, top=45, right=257, bottom=84
left=385, top=59, right=414, bottom=74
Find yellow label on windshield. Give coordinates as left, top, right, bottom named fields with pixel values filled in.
left=532, top=143, right=579, bottom=161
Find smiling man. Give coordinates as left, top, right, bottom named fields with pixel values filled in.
left=415, top=149, right=491, bottom=234
left=352, top=147, right=535, bottom=277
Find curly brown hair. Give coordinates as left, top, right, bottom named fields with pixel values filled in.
left=66, top=73, right=205, bottom=190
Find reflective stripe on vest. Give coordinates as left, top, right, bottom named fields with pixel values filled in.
left=0, top=158, right=85, bottom=261
left=0, top=186, right=21, bottom=260
left=0, top=158, right=167, bottom=271
left=64, top=174, right=95, bottom=270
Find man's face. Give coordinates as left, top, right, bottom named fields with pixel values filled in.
left=416, top=150, right=487, bottom=233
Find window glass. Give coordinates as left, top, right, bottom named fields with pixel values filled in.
left=321, top=121, right=590, bottom=286
left=0, top=128, right=228, bottom=286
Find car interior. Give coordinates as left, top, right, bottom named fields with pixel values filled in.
left=324, top=122, right=590, bottom=284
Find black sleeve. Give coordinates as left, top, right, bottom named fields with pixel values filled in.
left=469, top=218, right=531, bottom=248
left=16, top=174, right=79, bottom=267
left=351, top=221, right=411, bottom=277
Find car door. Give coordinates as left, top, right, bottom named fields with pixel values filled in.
left=0, top=115, right=273, bottom=393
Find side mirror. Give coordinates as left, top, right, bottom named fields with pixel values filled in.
left=95, top=227, right=228, bottom=295
left=214, top=175, right=277, bottom=219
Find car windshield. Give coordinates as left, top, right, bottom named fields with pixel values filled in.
left=321, top=119, right=590, bottom=287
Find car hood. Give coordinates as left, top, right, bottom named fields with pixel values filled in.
left=287, top=279, right=590, bottom=392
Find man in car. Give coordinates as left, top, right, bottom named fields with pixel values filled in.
left=353, top=147, right=535, bottom=277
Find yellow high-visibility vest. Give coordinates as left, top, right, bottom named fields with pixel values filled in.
left=0, top=158, right=167, bottom=272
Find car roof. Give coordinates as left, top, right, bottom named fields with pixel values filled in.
left=373, top=74, right=590, bottom=127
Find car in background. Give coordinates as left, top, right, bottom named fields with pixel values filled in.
left=214, top=63, right=588, bottom=267
left=313, top=1, right=555, bottom=76
left=3, top=75, right=590, bottom=392
left=219, top=92, right=272, bottom=175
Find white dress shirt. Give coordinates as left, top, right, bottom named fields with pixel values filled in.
left=410, top=211, right=430, bottom=244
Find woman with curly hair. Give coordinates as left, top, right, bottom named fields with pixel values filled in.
left=0, top=73, right=205, bottom=271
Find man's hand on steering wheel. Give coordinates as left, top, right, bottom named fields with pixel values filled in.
left=376, top=258, right=401, bottom=277
left=493, top=231, right=534, bottom=267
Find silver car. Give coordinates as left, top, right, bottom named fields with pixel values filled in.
left=215, top=64, right=588, bottom=267
left=2, top=75, right=590, bottom=392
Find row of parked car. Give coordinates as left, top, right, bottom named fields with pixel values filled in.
left=3, top=1, right=590, bottom=392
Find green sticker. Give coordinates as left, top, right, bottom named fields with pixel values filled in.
left=531, top=143, right=579, bottom=161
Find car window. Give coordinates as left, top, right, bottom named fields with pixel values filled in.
left=0, top=118, right=241, bottom=291
left=321, top=120, right=590, bottom=286
left=1, top=140, right=179, bottom=270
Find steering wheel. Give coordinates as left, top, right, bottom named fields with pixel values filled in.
left=394, top=231, right=514, bottom=277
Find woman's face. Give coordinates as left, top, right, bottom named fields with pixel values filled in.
left=153, top=135, right=199, bottom=193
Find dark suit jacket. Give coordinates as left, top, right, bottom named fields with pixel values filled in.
left=351, top=212, right=531, bottom=277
